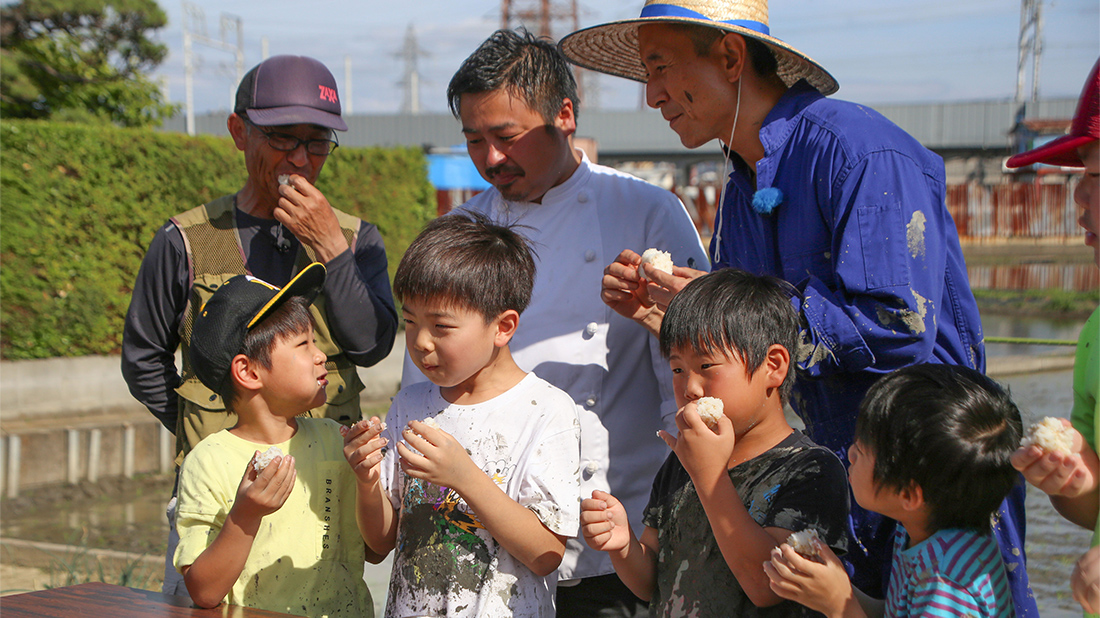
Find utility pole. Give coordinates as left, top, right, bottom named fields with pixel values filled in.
left=345, top=55, right=353, bottom=115
left=1012, top=0, right=1043, bottom=156
left=396, top=24, right=429, bottom=114
left=181, top=1, right=245, bottom=135
left=501, top=0, right=597, bottom=109
left=1016, top=0, right=1043, bottom=106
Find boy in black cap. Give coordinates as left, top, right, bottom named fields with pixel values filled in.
left=173, top=263, right=376, bottom=617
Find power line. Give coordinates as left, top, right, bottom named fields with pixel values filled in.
left=181, top=1, right=244, bottom=136
left=396, top=23, right=430, bottom=114
left=500, top=0, right=600, bottom=108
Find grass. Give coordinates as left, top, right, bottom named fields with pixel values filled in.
left=0, top=536, right=160, bottom=596
left=44, top=546, right=156, bottom=591
left=972, top=288, right=1097, bottom=319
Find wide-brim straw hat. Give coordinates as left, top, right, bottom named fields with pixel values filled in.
left=559, top=0, right=838, bottom=96
left=1006, top=58, right=1099, bottom=169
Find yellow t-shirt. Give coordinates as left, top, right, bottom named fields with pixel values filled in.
left=175, top=418, right=373, bottom=618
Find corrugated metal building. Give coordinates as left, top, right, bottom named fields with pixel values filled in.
left=162, top=97, right=1077, bottom=184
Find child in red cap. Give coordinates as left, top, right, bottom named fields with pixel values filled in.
left=1007, top=58, right=1100, bottom=617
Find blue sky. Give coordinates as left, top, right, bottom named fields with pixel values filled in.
left=151, top=0, right=1099, bottom=116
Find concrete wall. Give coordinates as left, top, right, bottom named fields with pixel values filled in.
left=0, top=348, right=403, bottom=423
left=0, top=346, right=404, bottom=495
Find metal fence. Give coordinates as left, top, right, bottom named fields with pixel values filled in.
left=674, top=179, right=1097, bottom=291
left=967, top=263, right=1098, bottom=291
left=676, top=180, right=1085, bottom=243
left=946, top=180, right=1084, bottom=242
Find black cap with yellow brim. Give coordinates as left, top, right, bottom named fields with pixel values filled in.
left=189, top=262, right=326, bottom=393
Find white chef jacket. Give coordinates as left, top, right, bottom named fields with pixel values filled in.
left=401, top=151, right=709, bottom=581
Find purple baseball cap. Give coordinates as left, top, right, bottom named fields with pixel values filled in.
left=234, top=55, right=348, bottom=132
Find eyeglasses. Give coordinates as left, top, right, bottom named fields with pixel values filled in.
left=246, top=120, right=339, bottom=156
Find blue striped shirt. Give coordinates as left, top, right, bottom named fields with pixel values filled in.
left=887, top=525, right=1014, bottom=617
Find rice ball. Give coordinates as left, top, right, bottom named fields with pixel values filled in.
left=403, top=417, right=441, bottom=457
left=253, top=446, right=284, bottom=472
left=1021, top=417, right=1074, bottom=455
left=405, top=416, right=440, bottom=439
left=639, top=248, right=673, bottom=279
left=695, top=397, right=724, bottom=430
left=787, top=529, right=823, bottom=560
left=339, top=418, right=386, bottom=437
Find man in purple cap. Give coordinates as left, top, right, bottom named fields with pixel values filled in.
left=122, top=54, right=398, bottom=596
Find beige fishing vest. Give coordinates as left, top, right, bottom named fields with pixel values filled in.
left=171, top=195, right=365, bottom=464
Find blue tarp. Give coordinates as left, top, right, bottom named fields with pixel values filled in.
left=427, top=153, right=491, bottom=191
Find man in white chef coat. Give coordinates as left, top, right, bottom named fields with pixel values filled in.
left=400, top=29, right=708, bottom=617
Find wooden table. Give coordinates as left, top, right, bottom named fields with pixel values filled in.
left=0, top=582, right=302, bottom=617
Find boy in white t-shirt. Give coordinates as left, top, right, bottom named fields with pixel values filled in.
left=344, top=212, right=581, bottom=617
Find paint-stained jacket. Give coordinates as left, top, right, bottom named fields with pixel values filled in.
left=713, top=80, right=985, bottom=452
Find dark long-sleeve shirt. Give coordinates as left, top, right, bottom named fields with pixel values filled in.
left=122, top=206, right=398, bottom=431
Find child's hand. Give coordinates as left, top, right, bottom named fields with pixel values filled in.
left=1073, top=545, right=1100, bottom=614
left=397, top=420, right=478, bottom=491
left=660, top=400, right=736, bottom=486
left=764, top=538, right=855, bottom=617
left=1011, top=420, right=1097, bottom=498
left=342, top=417, right=388, bottom=486
left=581, top=490, right=632, bottom=554
left=231, top=452, right=296, bottom=525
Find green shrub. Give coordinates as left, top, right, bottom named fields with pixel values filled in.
left=1, top=119, right=433, bottom=359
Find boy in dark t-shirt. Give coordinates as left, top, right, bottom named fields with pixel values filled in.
left=581, top=269, right=850, bottom=616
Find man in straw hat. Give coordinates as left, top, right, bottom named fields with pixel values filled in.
left=560, top=1, right=1037, bottom=614
left=1008, top=58, right=1099, bottom=617
left=401, top=28, right=708, bottom=616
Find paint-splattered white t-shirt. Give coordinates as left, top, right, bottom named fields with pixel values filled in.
left=380, top=373, right=581, bottom=617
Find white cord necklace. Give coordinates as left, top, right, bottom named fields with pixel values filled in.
left=712, top=78, right=741, bottom=266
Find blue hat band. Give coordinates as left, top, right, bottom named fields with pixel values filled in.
left=638, top=3, right=771, bottom=36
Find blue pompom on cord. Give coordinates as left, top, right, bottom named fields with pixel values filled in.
left=752, top=187, right=783, bottom=215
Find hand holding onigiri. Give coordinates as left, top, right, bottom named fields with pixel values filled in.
left=253, top=446, right=284, bottom=472
left=339, top=418, right=387, bottom=438
left=639, top=248, right=673, bottom=280
left=694, top=397, right=724, bottom=431
left=1021, top=417, right=1075, bottom=455
left=786, top=529, right=824, bottom=561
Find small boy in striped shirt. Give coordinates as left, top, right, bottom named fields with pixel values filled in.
left=765, top=364, right=1021, bottom=617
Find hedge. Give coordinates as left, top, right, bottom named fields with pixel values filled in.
left=1, top=119, right=435, bottom=360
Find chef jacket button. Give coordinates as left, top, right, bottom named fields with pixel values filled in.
left=585, top=322, right=598, bottom=336
left=585, top=397, right=597, bottom=408
left=585, top=461, right=599, bottom=475
left=584, top=250, right=596, bottom=262
left=578, top=192, right=589, bottom=203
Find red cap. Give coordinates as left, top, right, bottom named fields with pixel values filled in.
left=1007, top=58, right=1099, bottom=169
